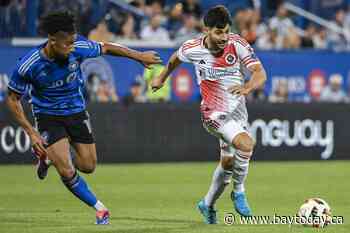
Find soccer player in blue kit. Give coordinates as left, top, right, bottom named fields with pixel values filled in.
left=6, top=11, right=162, bottom=225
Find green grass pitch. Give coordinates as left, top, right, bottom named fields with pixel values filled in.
left=0, top=161, right=349, bottom=233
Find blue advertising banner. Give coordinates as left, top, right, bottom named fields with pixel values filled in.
left=0, top=45, right=350, bottom=102
left=259, top=50, right=350, bottom=102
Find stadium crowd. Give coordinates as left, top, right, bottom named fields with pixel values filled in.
left=1, top=0, right=350, bottom=50
left=1, top=0, right=350, bottom=104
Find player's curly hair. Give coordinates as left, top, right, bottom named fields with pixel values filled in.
left=40, top=10, right=76, bottom=35
left=203, top=5, right=232, bottom=29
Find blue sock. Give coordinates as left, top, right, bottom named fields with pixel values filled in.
left=61, top=171, right=97, bottom=207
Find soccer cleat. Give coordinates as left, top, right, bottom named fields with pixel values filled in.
left=96, top=210, right=110, bottom=225
left=36, top=157, right=50, bottom=180
left=197, top=199, right=217, bottom=224
left=231, top=191, right=252, bottom=217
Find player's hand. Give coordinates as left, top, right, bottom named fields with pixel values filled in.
left=139, top=51, right=162, bottom=68
left=228, top=85, right=252, bottom=96
left=151, top=77, right=164, bottom=92
left=29, top=130, right=48, bottom=158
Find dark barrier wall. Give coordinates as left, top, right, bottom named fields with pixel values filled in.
left=0, top=103, right=349, bottom=163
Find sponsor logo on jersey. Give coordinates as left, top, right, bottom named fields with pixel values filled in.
left=203, top=67, right=241, bottom=79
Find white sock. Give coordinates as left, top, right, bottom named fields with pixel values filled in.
left=233, top=150, right=252, bottom=193
left=234, top=183, right=245, bottom=193
left=94, top=200, right=107, bottom=211
left=204, top=164, right=233, bottom=207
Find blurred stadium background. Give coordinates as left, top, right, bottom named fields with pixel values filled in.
left=0, top=1, right=350, bottom=232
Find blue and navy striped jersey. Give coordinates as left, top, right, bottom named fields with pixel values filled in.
left=8, top=35, right=102, bottom=116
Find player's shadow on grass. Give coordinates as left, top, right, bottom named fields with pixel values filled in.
left=113, top=216, right=202, bottom=224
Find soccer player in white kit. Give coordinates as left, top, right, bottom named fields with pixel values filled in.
left=151, top=5, right=267, bottom=224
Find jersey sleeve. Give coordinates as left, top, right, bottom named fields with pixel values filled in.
left=7, top=68, right=29, bottom=95
left=235, top=38, right=261, bottom=68
left=74, top=35, right=103, bottom=60
left=177, top=41, right=194, bottom=63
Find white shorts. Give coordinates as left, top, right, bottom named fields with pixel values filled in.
left=202, top=111, right=250, bottom=157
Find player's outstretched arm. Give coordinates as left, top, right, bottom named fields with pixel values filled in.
left=101, top=42, right=162, bottom=68
left=228, top=63, right=267, bottom=96
left=6, top=90, right=47, bottom=157
left=151, top=51, right=182, bottom=92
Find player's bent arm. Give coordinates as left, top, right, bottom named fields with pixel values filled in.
left=159, top=52, right=182, bottom=83
left=151, top=52, right=182, bottom=91
left=100, top=42, right=161, bottom=67
left=244, top=63, right=267, bottom=93
left=6, top=90, right=47, bottom=156
left=6, top=90, right=36, bottom=136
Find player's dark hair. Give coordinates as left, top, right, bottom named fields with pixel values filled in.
left=40, top=10, right=76, bottom=35
left=203, top=5, right=232, bottom=29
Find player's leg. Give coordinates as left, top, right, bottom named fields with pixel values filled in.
left=198, top=143, right=234, bottom=224
left=197, top=115, right=235, bottom=224
left=46, top=138, right=109, bottom=224
left=217, top=118, right=254, bottom=217
left=230, top=132, right=254, bottom=217
left=232, top=132, right=254, bottom=193
left=34, top=115, right=66, bottom=180
left=71, top=142, right=110, bottom=223
left=203, top=141, right=234, bottom=208
left=71, top=143, right=97, bottom=174
left=65, top=111, right=109, bottom=224
left=65, top=111, right=97, bottom=173
left=71, top=143, right=109, bottom=224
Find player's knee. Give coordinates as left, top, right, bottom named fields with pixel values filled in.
left=221, top=156, right=234, bottom=170
left=79, top=162, right=96, bottom=174
left=81, top=167, right=95, bottom=174
left=76, top=151, right=97, bottom=174
left=233, top=134, right=255, bottom=153
left=80, top=158, right=97, bottom=174
left=242, top=138, right=255, bottom=152
left=238, top=140, right=254, bottom=154
left=86, top=163, right=96, bottom=173
left=59, top=167, right=75, bottom=178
